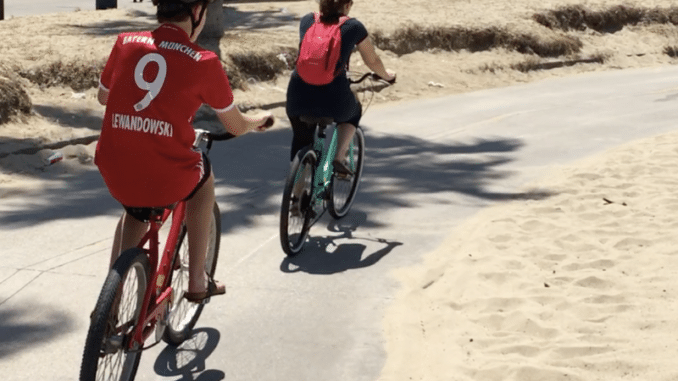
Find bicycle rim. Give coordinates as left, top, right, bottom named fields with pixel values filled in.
left=163, top=202, right=221, bottom=345
left=280, top=148, right=315, bottom=256
left=80, top=249, right=149, bottom=381
left=329, top=128, right=365, bottom=218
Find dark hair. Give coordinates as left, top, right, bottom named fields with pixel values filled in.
left=154, top=0, right=208, bottom=23
left=319, top=0, right=352, bottom=23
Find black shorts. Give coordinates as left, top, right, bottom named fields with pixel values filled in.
left=286, top=73, right=362, bottom=161
left=286, top=72, right=362, bottom=126
left=123, top=153, right=212, bottom=223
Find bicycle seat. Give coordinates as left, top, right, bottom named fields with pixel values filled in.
left=125, top=203, right=177, bottom=222
left=300, top=116, right=334, bottom=126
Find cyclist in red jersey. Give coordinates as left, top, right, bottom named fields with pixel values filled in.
left=96, top=0, right=272, bottom=302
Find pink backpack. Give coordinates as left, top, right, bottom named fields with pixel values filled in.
left=296, top=13, right=350, bottom=85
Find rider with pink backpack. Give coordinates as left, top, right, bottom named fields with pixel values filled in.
left=286, top=0, right=396, bottom=175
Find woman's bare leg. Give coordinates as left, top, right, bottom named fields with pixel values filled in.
left=334, top=122, right=356, bottom=162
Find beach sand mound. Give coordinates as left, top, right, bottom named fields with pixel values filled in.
left=380, top=130, right=678, bottom=381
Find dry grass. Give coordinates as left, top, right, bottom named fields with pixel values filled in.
left=12, top=48, right=298, bottom=92
left=372, top=25, right=582, bottom=57
left=664, top=46, right=678, bottom=57
left=19, top=60, right=105, bottom=92
left=0, top=65, right=32, bottom=125
left=533, top=5, right=678, bottom=32
left=224, top=47, right=296, bottom=89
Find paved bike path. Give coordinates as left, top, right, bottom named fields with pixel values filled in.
left=2, top=0, right=151, bottom=18
left=2, top=65, right=678, bottom=380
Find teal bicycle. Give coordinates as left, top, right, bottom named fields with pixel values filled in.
left=279, top=72, right=394, bottom=256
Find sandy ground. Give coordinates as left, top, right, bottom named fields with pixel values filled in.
left=379, top=129, right=678, bottom=381
left=2, top=0, right=678, bottom=379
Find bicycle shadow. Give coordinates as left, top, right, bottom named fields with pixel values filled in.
left=279, top=211, right=403, bottom=275
left=153, top=328, right=224, bottom=381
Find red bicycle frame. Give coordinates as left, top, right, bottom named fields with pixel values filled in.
left=127, top=201, right=187, bottom=349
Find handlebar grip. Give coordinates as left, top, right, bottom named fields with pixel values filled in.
left=372, top=73, right=396, bottom=85
left=262, top=116, right=275, bottom=128
left=208, top=132, right=236, bottom=141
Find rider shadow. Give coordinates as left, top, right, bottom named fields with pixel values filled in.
left=280, top=212, right=403, bottom=275
left=153, top=328, right=225, bottom=381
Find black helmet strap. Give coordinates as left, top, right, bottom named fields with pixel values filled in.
left=189, top=0, right=209, bottom=40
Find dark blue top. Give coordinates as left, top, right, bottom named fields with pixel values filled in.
left=286, top=13, right=368, bottom=125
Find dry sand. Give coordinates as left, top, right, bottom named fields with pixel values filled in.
left=1, top=0, right=678, bottom=379
left=379, top=130, right=678, bottom=381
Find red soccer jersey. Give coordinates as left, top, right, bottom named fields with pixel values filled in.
left=95, top=24, right=234, bottom=207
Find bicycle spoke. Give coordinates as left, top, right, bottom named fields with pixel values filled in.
left=280, top=149, right=316, bottom=255
left=329, top=128, right=364, bottom=219
left=163, top=203, right=220, bottom=345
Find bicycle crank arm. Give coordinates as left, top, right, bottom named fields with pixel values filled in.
left=130, top=287, right=173, bottom=349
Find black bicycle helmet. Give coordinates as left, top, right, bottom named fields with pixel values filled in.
left=152, top=0, right=214, bottom=39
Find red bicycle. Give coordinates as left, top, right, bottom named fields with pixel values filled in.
left=79, top=129, right=238, bottom=381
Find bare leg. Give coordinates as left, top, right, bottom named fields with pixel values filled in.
left=110, top=212, right=149, bottom=268
left=185, top=173, right=216, bottom=294
left=334, top=122, right=356, bottom=162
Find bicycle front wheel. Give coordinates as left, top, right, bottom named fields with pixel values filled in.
left=280, top=147, right=316, bottom=256
left=163, top=202, right=221, bottom=346
left=329, top=127, right=365, bottom=219
left=80, top=248, right=149, bottom=381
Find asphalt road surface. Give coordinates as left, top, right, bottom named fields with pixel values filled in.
left=2, top=65, right=678, bottom=380
left=2, top=0, right=147, bottom=18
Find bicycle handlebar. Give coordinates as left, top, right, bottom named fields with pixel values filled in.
left=196, top=116, right=274, bottom=150
left=349, top=72, right=396, bottom=85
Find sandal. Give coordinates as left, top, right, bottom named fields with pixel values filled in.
left=184, top=277, right=226, bottom=304
left=333, top=159, right=353, bottom=178
left=290, top=196, right=302, bottom=217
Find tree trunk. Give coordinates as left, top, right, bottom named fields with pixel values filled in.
left=95, top=0, right=117, bottom=10
left=196, top=0, right=224, bottom=55
left=0, top=0, right=4, bottom=21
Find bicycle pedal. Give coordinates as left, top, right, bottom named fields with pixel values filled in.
left=316, top=189, right=327, bottom=200
left=189, top=297, right=210, bottom=305
left=335, top=173, right=352, bottom=180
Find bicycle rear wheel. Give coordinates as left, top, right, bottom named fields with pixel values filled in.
left=329, top=127, right=365, bottom=219
left=163, top=202, right=221, bottom=345
left=280, top=147, right=316, bottom=256
left=80, top=248, right=149, bottom=381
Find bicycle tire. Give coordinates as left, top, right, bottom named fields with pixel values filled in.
left=329, top=127, right=365, bottom=219
left=80, top=248, right=150, bottom=381
left=280, top=147, right=316, bottom=256
left=163, top=202, right=221, bottom=345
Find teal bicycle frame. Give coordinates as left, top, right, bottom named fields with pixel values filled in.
left=308, top=124, right=356, bottom=211
left=312, top=126, right=338, bottom=205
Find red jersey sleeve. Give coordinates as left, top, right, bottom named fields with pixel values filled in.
left=200, top=57, right=235, bottom=112
left=99, top=35, right=123, bottom=92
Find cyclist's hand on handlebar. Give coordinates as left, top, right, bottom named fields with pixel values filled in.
left=382, top=69, right=397, bottom=84
left=252, top=112, right=275, bottom=132
left=257, top=116, right=275, bottom=131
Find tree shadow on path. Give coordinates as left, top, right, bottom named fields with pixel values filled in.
left=0, top=119, right=552, bottom=233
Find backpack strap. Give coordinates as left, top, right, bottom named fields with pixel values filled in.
left=337, top=15, right=350, bottom=27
